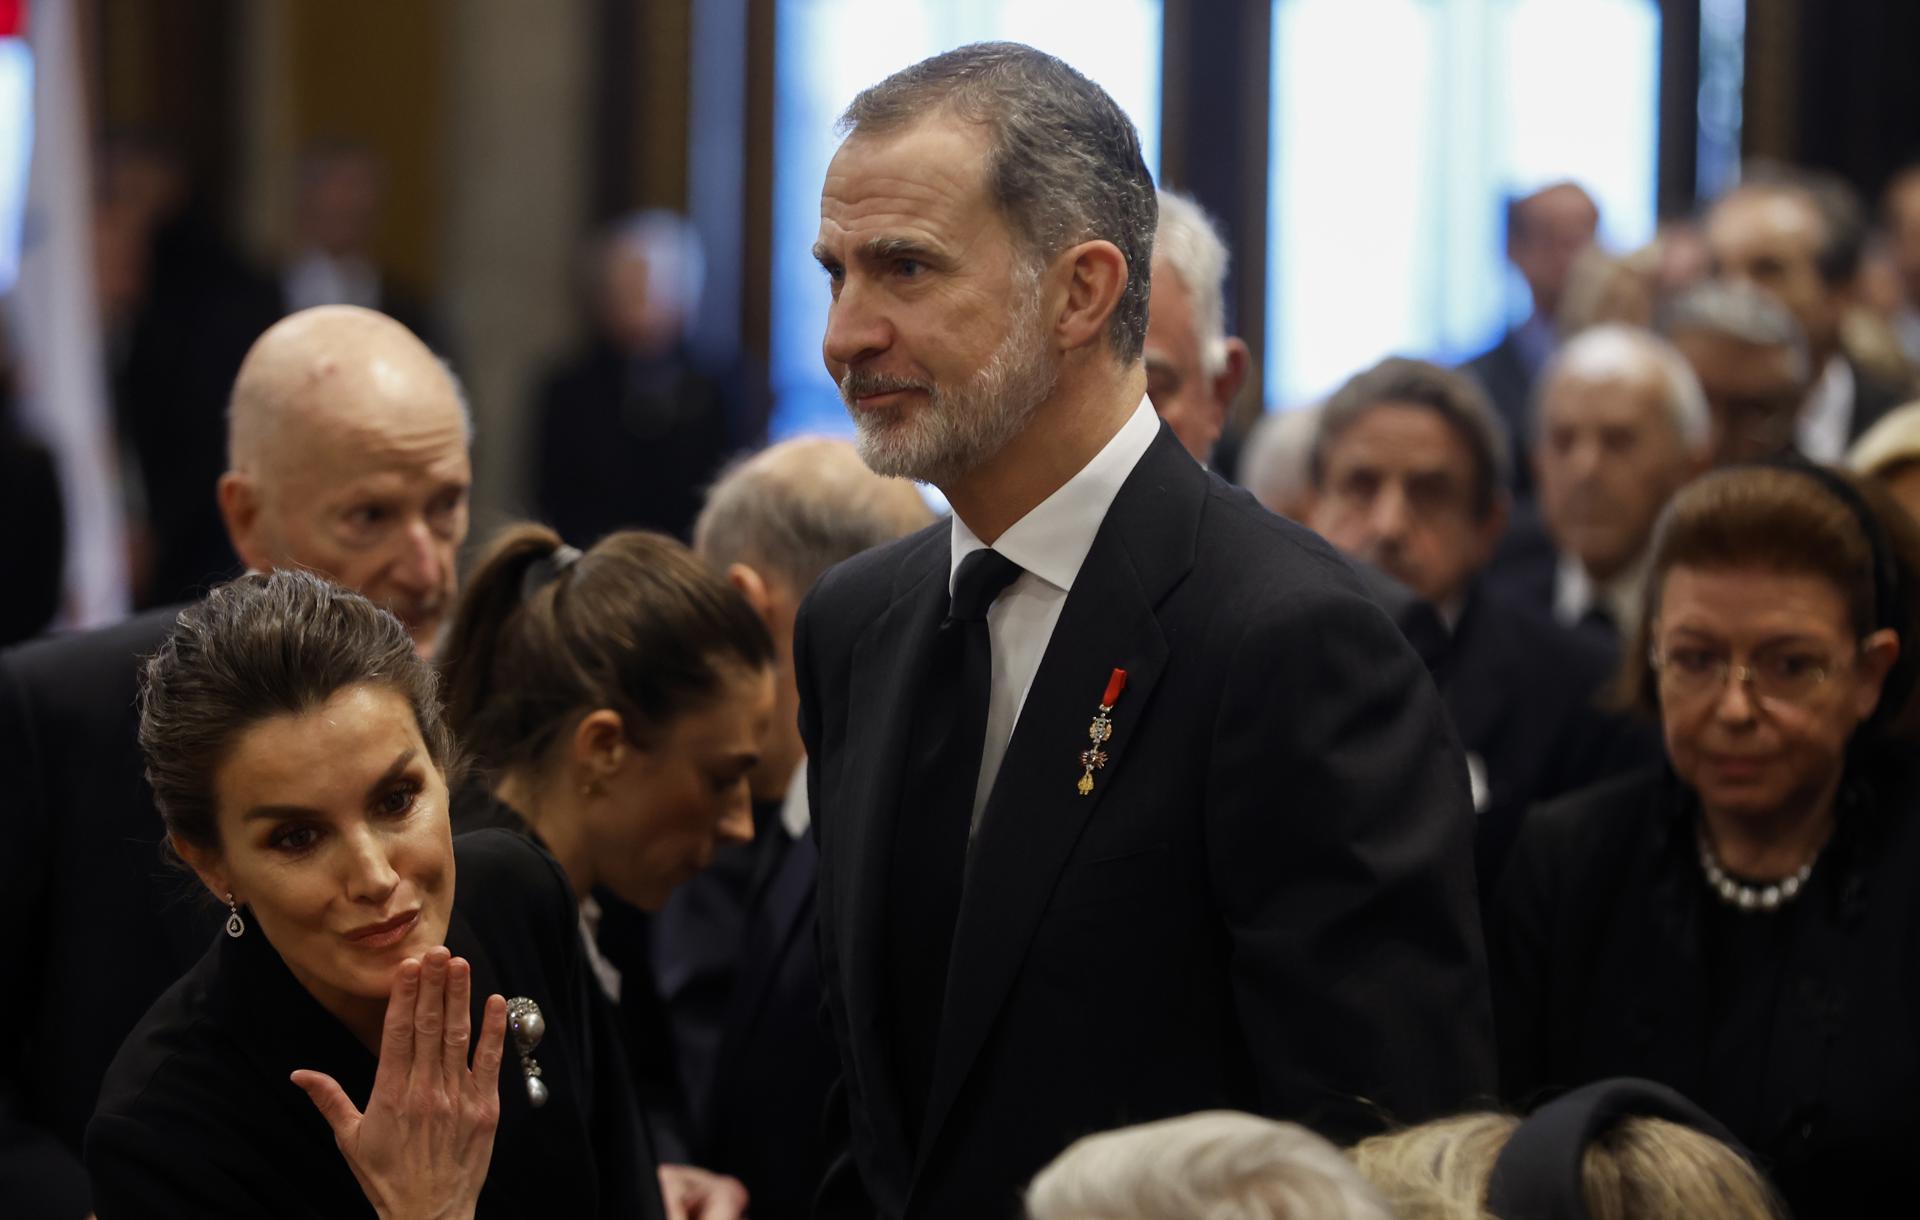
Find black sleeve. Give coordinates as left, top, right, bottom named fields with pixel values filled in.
left=86, top=1109, right=269, bottom=1220
left=1487, top=802, right=1566, bottom=1105
left=1207, top=583, right=1498, bottom=1138
left=0, top=650, right=90, bottom=1219
left=794, top=592, right=877, bottom=1220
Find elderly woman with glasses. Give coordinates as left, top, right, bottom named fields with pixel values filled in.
left=1489, top=462, right=1920, bottom=1219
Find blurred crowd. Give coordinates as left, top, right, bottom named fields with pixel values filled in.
left=9, top=41, right=1920, bottom=1220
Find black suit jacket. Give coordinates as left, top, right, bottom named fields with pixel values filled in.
left=1490, top=758, right=1920, bottom=1218
left=1848, top=355, right=1912, bottom=443
left=1435, top=584, right=1660, bottom=898
left=86, top=830, right=663, bottom=1219
left=0, top=607, right=219, bottom=1220
left=796, top=424, right=1496, bottom=1219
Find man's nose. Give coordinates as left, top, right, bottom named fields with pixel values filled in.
left=717, top=790, right=754, bottom=846
left=1367, top=483, right=1413, bottom=542
left=390, top=518, right=445, bottom=594
left=822, top=278, right=891, bottom=372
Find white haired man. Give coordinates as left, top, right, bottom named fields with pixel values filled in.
left=1495, top=324, right=1711, bottom=644
left=1144, top=189, right=1251, bottom=463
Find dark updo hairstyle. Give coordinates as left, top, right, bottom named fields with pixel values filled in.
left=437, top=523, right=774, bottom=780
left=1619, top=463, right=1920, bottom=748
left=139, top=569, right=458, bottom=854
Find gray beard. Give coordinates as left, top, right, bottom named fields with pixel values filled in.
left=841, top=282, right=1058, bottom=487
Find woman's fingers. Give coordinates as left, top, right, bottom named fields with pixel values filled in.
left=410, top=947, right=450, bottom=1093
left=442, top=956, right=473, bottom=1082
left=470, top=994, right=508, bottom=1103
left=372, top=958, right=423, bottom=1096
left=291, top=1069, right=363, bottom=1143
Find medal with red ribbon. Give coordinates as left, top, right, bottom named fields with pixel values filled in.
left=1076, top=667, right=1128, bottom=796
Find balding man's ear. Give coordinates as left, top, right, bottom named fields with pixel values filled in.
left=725, top=562, right=775, bottom=626
left=1052, top=240, right=1129, bottom=353
left=217, top=472, right=271, bottom=573
left=1212, top=337, right=1252, bottom=413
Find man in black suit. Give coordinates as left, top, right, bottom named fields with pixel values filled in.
left=1490, top=324, right=1710, bottom=646
left=1705, top=165, right=1913, bottom=460
left=798, top=44, right=1493, bottom=1219
left=1306, top=357, right=1657, bottom=899
left=1462, top=181, right=1600, bottom=500
left=0, top=306, right=471, bottom=1219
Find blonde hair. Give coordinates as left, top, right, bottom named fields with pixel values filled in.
left=1349, top=1112, right=1784, bottom=1220
left=1028, top=1111, right=1395, bottom=1220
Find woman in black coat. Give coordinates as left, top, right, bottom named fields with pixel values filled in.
left=84, top=571, right=663, bottom=1219
left=1492, top=463, right=1920, bottom=1217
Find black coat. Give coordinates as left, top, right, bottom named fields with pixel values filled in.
left=1436, top=584, right=1660, bottom=898
left=1463, top=329, right=1536, bottom=500
left=0, top=607, right=217, bottom=1220
left=1491, top=759, right=1920, bottom=1218
left=796, top=423, right=1496, bottom=1219
left=85, top=830, right=664, bottom=1220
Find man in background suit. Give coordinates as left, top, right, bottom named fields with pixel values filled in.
left=644, top=437, right=933, bottom=1218
left=1706, top=165, right=1913, bottom=460
left=1306, top=357, right=1656, bottom=899
left=0, top=306, right=470, bottom=1220
left=799, top=44, right=1493, bottom=1220
left=1491, top=325, right=1710, bottom=647
left=1464, top=181, right=1600, bottom=500
left=1141, top=189, right=1251, bottom=466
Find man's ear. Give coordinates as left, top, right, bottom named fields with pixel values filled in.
left=1211, top=337, right=1252, bottom=414
left=217, top=472, right=271, bottom=572
left=1052, top=240, right=1130, bottom=353
left=170, top=834, right=230, bottom=907
left=725, top=562, right=775, bottom=627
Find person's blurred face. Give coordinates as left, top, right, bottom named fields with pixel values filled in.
left=1535, top=369, right=1698, bottom=581
left=1882, top=172, right=1920, bottom=306
left=1145, top=257, right=1227, bottom=461
left=745, top=576, right=804, bottom=805
left=1655, top=566, right=1893, bottom=827
left=1308, top=403, right=1505, bottom=607
left=300, top=156, right=383, bottom=257
left=1707, top=189, right=1846, bottom=362
left=184, top=684, right=455, bottom=1024
left=1509, top=185, right=1599, bottom=322
left=816, top=119, right=1058, bottom=487
left=234, top=371, right=471, bottom=654
left=1669, top=330, right=1804, bottom=467
left=599, top=244, right=685, bottom=356
left=591, top=662, right=775, bottom=910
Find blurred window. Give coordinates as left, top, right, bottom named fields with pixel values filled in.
left=1263, top=0, right=1661, bottom=408
left=769, top=0, right=1163, bottom=441
left=0, top=34, right=31, bottom=295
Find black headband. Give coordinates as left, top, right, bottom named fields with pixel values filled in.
left=1485, top=1078, right=1754, bottom=1220
left=518, top=543, right=583, bottom=603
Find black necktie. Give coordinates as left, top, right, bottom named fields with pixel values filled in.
left=885, top=547, right=1022, bottom=1143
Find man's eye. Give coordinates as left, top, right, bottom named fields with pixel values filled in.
left=895, top=259, right=923, bottom=278
left=344, top=505, right=388, bottom=531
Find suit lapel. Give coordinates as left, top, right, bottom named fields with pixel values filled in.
left=831, top=530, right=948, bottom=1173
left=912, top=427, right=1203, bottom=1170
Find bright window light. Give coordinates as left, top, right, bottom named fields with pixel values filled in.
left=0, top=38, right=32, bottom=297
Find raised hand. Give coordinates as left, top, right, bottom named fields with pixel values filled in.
left=292, top=947, right=509, bottom=1220
left=659, top=1164, right=751, bottom=1220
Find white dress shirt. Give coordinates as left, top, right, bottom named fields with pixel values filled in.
left=1552, top=546, right=1650, bottom=638
left=1797, top=354, right=1855, bottom=463
left=949, top=397, right=1160, bottom=828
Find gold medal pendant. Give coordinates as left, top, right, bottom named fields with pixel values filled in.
left=1075, top=668, right=1127, bottom=796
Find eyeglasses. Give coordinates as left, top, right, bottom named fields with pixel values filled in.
left=1648, top=642, right=1849, bottom=708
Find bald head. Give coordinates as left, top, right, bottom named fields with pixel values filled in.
left=696, top=437, right=931, bottom=802
left=219, top=306, right=472, bottom=653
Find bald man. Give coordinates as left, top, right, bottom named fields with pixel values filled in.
left=0, top=306, right=469, bottom=1217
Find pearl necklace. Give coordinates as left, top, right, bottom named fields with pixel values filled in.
left=1697, top=831, right=1819, bottom=912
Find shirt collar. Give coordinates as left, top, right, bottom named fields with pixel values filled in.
left=1797, top=354, right=1854, bottom=460
left=1554, top=546, right=1651, bottom=631
left=949, top=396, right=1160, bottom=595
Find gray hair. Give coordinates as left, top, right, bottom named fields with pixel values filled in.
left=596, top=209, right=707, bottom=323
left=1538, top=324, right=1710, bottom=452
left=1659, top=279, right=1813, bottom=385
left=1155, top=189, right=1232, bottom=376
left=1240, top=404, right=1322, bottom=518
left=693, top=437, right=935, bottom=594
left=1026, top=1111, right=1397, bottom=1220
left=1314, top=357, right=1512, bottom=518
left=838, top=42, right=1157, bottom=363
